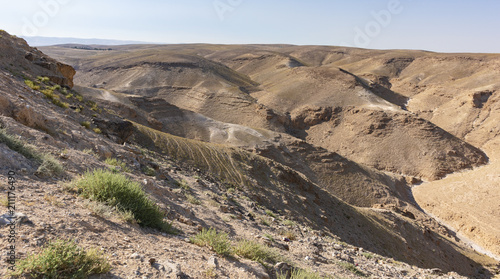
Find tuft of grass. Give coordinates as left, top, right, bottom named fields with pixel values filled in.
left=177, top=179, right=190, bottom=190
left=37, top=153, right=64, bottom=176
left=52, top=98, right=70, bottom=109
left=186, top=194, right=202, bottom=205
left=362, top=252, right=374, bottom=259
left=93, top=128, right=102, bottom=134
left=259, top=217, right=271, bottom=226
left=337, top=261, right=366, bottom=277
left=203, top=267, right=218, bottom=278
left=0, top=128, right=40, bottom=161
left=74, top=169, right=174, bottom=232
left=263, top=233, right=275, bottom=242
left=279, top=229, right=297, bottom=241
left=0, top=129, right=63, bottom=176
left=24, top=79, right=40, bottom=90
left=190, top=228, right=232, bottom=256
left=141, top=165, right=156, bottom=176
left=265, top=209, right=276, bottom=218
left=82, top=148, right=96, bottom=156
left=10, top=239, right=111, bottom=278
left=233, top=239, right=282, bottom=264
left=36, top=76, right=50, bottom=83
left=277, top=268, right=326, bottom=279
left=282, top=219, right=296, bottom=227
left=105, top=158, right=131, bottom=173
left=75, top=95, right=84, bottom=102
left=80, top=121, right=91, bottom=129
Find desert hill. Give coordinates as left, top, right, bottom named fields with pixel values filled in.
left=0, top=29, right=498, bottom=278
left=42, top=42, right=500, bottom=268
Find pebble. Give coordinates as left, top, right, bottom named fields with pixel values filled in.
left=129, top=252, right=141, bottom=259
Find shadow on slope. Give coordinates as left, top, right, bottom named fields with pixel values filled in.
left=131, top=123, right=496, bottom=277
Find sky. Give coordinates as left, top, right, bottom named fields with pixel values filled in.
left=1, top=0, right=499, bottom=53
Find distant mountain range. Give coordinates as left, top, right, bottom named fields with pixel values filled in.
left=22, top=36, right=153, bottom=46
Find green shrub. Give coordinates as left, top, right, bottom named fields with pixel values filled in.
left=177, top=179, right=190, bottom=190
left=36, top=76, right=50, bottom=83
left=74, top=169, right=172, bottom=232
left=105, top=157, right=130, bottom=173
left=277, top=268, right=325, bottom=279
left=141, top=165, right=156, bottom=176
left=233, top=239, right=282, bottom=264
left=265, top=209, right=276, bottom=218
left=338, top=261, right=366, bottom=277
left=190, top=228, right=232, bottom=256
left=282, top=219, right=296, bottom=227
left=11, top=239, right=111, bottom=278
left=93, top=128, right=102, bottom=134
left=0, top=129, right=40, bottom=161
left=0, top=129, right=63, bottom=176
left=24, top=79, right=40, bottom=90
left=80, top=121, right=91, bottom=129
left=75, top=95, right=84, bottom=102
left=52, top=98, right=70, bottom=108
left=186, top=194, right=202, bottom=205
left=37, top=153, right=64, bottom=176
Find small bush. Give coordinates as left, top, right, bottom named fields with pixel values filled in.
left=11, top=239, right=111, bottom=278
left=37, top=153, right=64, bottom=176
left=234, top=239, right=282, bottom=264
left=186, top=194, right=202, bottom=205
left=282, top=219, right=296, bottom=227
left=177, top=179, right=190, bottom=190
left=263, top=233, right=274, bottom=242
left=0, top=129, right=41, bottom=161
left=74, top=169, right=172, bottom=232
left=52, top=98, right=70, bottom=108
left=36, top=76, right=50, bottom=83
left=277, top=268, right=325, bottom=279
left=259, top=217, right=271, bottom=226
left=105, top=158, right=131, bottom=173
left=362, top=252, right=374, bottom=259
left=93, top=128, right=102, bottom=134
left=265, top=209, right=276, bottom=218
left=141, top=165, right=156, bottom=176
left=75, top=95, right=84, bottom=102
left=190, top=228, right=232, bottom=256
left=279, top=229, right=297, bottom=241
left=338, top=261, right=366, bottom=277
left=0, top=129, right=63, bottom=176
left=80, top=121, right=91, bottom=129
left=24, top=79, right=40, bottom=90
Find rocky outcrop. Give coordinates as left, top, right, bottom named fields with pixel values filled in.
left=0, top=30, right=75, bottom=88
left=92, top=117, right=134, bottom=144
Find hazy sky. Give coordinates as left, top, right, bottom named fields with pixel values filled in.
left=1, top=0, right=499, bottom=53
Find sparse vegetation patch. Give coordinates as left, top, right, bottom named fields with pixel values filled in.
left=0, top=128, right=63, bottom=176
left=233, top=239, right=282, bottom=264
left=73, top=169, right=173, bottom=232
left=11, top=239, right=111, bottom=278
left=190, top=228, right=232, bottom=256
